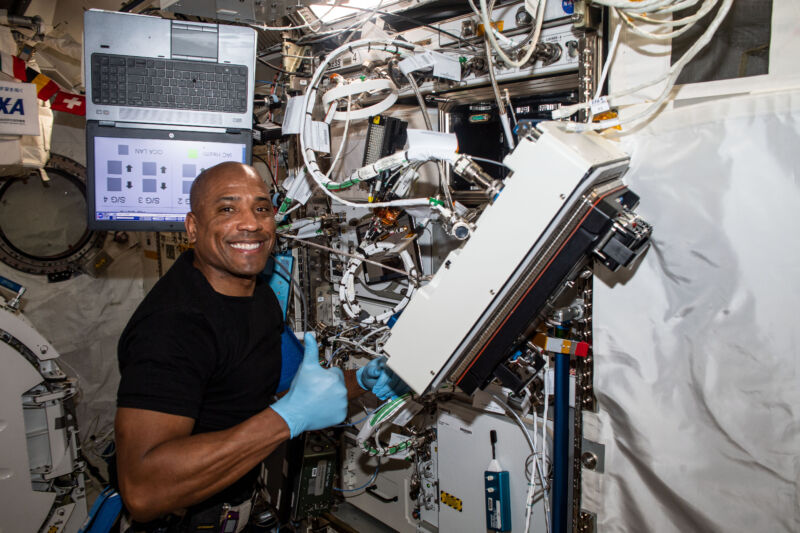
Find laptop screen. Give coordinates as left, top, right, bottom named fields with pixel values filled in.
left=86, top=123, right=252, bottom=231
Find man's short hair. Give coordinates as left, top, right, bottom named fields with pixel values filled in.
left=189, top=162, right=259, bottom=214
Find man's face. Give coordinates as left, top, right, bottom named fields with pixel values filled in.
left=185, top=167, right=275, bottom=291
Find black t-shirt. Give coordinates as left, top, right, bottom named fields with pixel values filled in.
left=117, top=249, right=283, bottom=507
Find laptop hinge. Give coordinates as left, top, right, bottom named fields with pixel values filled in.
left=98, top=120, right=116, bottom=127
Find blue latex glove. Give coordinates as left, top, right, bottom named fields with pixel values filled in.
left=356, top=356, right=411, bottom=400
left=271, top=333, right=347, bottom=438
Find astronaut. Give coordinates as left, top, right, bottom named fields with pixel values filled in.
left=114, top=162, right=406, bottom=531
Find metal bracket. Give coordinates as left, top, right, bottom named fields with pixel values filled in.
left=580, top=438, right=605, bottom=473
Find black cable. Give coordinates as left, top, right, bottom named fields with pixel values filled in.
left=257, top=57, right=312, bottom=78
left=252, top=154, right=280, bottom=191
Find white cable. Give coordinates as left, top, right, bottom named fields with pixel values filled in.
left=321, top=78, right=399, bottom=121
left=491, top=394, right=551, bottom=533
left=359, top=326, right=390, bottom=345
left=589, top=0, right=688, bottom=11
left=626, top=0, right=710, bottom=25
left=324, top=94, right=352, bottom=182
left=339, top=246, right=418, bottom=324
left=299, top=39, right=457, bottom=209
left=279, top=203, right=302, bottom=217
left=249, top=3, right=334, bottom=31
left=483, top=37, right=515, bottom=150
left=306, top=2, right=389, bottom=41
left=339, top=0, right=386, bottom=47
left=332, top=337, right=384, bottom=357
left=524, top=400, right=537, bottom=533
left=615, top=0, right=719, bottom=41
left=594, top=22, right=623, bottom=101
left=553, top=0, right=732, bottom=131
left=279, top=233, right=419, bottom=278
left=479, top=0, right=545, bottom=68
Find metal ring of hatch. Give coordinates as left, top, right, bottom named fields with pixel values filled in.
left=0, top=154, right=106, bottom=277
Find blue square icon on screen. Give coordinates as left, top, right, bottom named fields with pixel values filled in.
left=118, top=145, right=129, bottom=155
left=182, top=164, right=196, bottom=178
left=107, top=178, right=122, bottom=192
left=107, top=160, right=122, bottom=174
left=142, top=162, right=157, bottom=176
left=183, top=180, right=193, bottom=194
left=142, top=179, right=157, bottom=193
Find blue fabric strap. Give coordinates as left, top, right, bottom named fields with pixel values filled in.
left=278, top=325, right=303, bottom=393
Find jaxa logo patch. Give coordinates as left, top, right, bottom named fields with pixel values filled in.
left=0, top=97, right=24, bottom=115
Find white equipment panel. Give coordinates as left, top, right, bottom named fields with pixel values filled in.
left=436, top=401, right=547, bottom=533
left=383, top=123, right=629, bottom=394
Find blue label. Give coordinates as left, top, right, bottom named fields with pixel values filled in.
left=562, top=0, right=575, bottom=14
left=0, top=97, right=24, bottom=115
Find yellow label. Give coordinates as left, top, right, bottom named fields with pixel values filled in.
left=440, top=490, right=463, bottom=511
left=373, top=116, right=381, bottom=124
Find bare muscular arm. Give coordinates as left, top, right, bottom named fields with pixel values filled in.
left=115, top=406, right=289, bottom=522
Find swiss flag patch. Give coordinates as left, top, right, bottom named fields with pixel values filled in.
left=51, top=91, right=85, bottom=115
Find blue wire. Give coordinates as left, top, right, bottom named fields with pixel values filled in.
left=332, top=411, right=371, bottom=428
left=333, top=464, right=380, bottom=492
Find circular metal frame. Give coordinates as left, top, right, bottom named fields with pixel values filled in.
left=0, top=154, right=106, bottom=277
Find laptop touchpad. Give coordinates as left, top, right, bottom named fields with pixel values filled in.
left=172, top=25, right=218, bottom=59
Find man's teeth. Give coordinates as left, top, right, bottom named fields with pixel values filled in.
left=230, top=242, right=261, bottom=250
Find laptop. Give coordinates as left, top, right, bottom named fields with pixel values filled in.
left=83, top=9, right=257, bottom=231
left=84, top=9, right=256, bottom=129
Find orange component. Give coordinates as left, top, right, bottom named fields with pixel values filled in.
left=593, top=110, right=622, bottom=131
left=374, top=207, right=402, bottom=226
left=477, top=20, right=504, bottom=36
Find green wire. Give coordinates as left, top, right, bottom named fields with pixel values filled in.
left=362, top=439, right=412, bottom=456
left=325, top=178, right=360, bottom=190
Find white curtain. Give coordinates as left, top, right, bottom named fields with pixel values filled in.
left=583, top=89, right=800, bottom=531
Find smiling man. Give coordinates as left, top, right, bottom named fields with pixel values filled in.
left=113, top=162, right=409, bottom=532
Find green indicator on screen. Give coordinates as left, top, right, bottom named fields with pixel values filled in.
left=187, top=148, right=198, bottom=159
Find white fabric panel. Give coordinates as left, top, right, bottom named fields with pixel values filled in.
left=585, top=90, right=800, bottom=531
left=609, top=0, right=800, bottom=104
left=0, top=239, right=144, bottom=448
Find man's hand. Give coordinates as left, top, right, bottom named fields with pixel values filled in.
left=270, top=333, right=348, bottom=437
left=356, top=356, right=411, bottom=400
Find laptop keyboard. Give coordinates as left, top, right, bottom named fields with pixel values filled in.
left=90, top=53, right=249, bottom=113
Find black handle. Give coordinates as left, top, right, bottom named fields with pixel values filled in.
left=366, top=485, right=398, bottom=503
